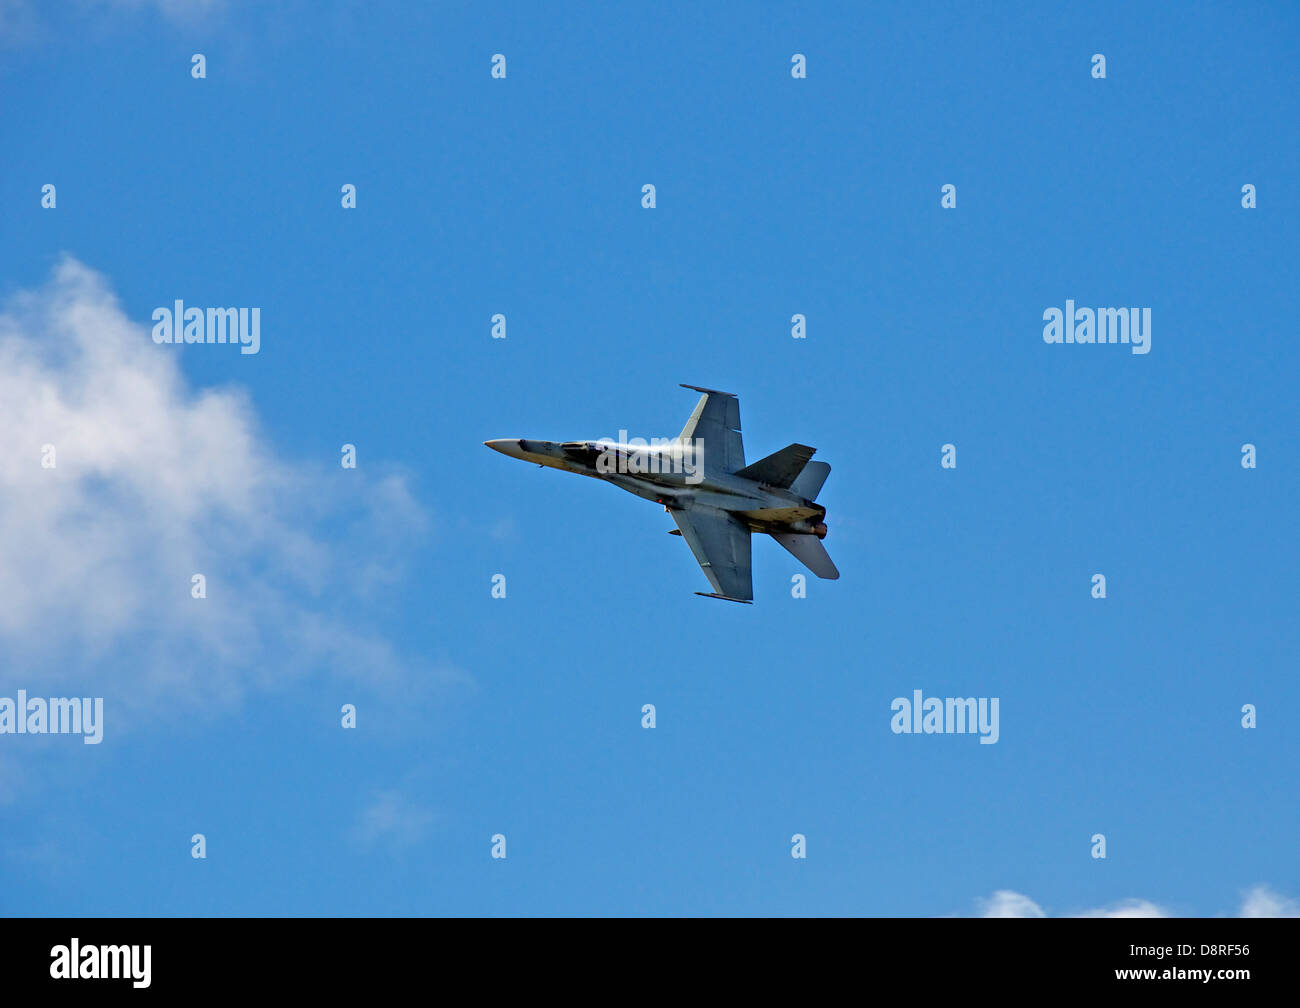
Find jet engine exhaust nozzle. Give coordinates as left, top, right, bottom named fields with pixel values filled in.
left=788, top=518, right=829, bottom=539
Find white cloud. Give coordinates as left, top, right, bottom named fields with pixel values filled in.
left=979, top=886, right=1298, bottom=918
left=1240, top=885, right=1300, bottom=918
left=980, top=890, right=1046, bottom=918
left=1075, top=899, right=1169, bottom=919
left=0, top=257, right=445, bottom=719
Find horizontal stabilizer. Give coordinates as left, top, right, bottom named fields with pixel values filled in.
left=735, top=443, right=816, bottom=489
left=770, top=532, right=839, bottom=580
left=695, top=592, right=754, bottom=604
left=789, top=460, right=831, bottom=501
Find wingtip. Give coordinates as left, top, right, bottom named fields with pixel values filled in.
left=694, top=592, right=754, bottom=604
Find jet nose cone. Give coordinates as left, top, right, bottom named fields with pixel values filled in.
left=484, top=439, right=525, bottom=459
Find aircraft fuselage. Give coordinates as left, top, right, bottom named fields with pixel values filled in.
left=483, top=438, right=827, bottom=536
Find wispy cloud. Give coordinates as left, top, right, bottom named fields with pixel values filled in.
left=978, top=886, right=1299, bottom=918
left=0, top=0, right=39, bottom=46
left=1074, top=899, right=1169, bottom=919
left=82, top=0, right=227, bottom=25
left=1, top=0, right=226, bottom=48
left=1239, top=885, right=1300, bottom=918
left=351, top=790, right=435, bottom=851
left=980, top=890, right=1046, bottom=918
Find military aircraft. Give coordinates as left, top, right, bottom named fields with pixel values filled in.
left=484, top=385, right=839, bottom=603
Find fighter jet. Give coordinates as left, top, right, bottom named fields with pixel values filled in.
left=484, top=385, right=839, bottom=603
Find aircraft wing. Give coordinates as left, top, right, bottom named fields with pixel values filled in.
left=669, top=505, right=753, bottom=602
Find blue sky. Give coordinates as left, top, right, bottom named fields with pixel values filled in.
left=0, top=0, right=1297, bottom=916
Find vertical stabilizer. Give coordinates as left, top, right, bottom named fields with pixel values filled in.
left=789, top=460, right=831, bottom=500
left=677, top=385, right=745, bottom=474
